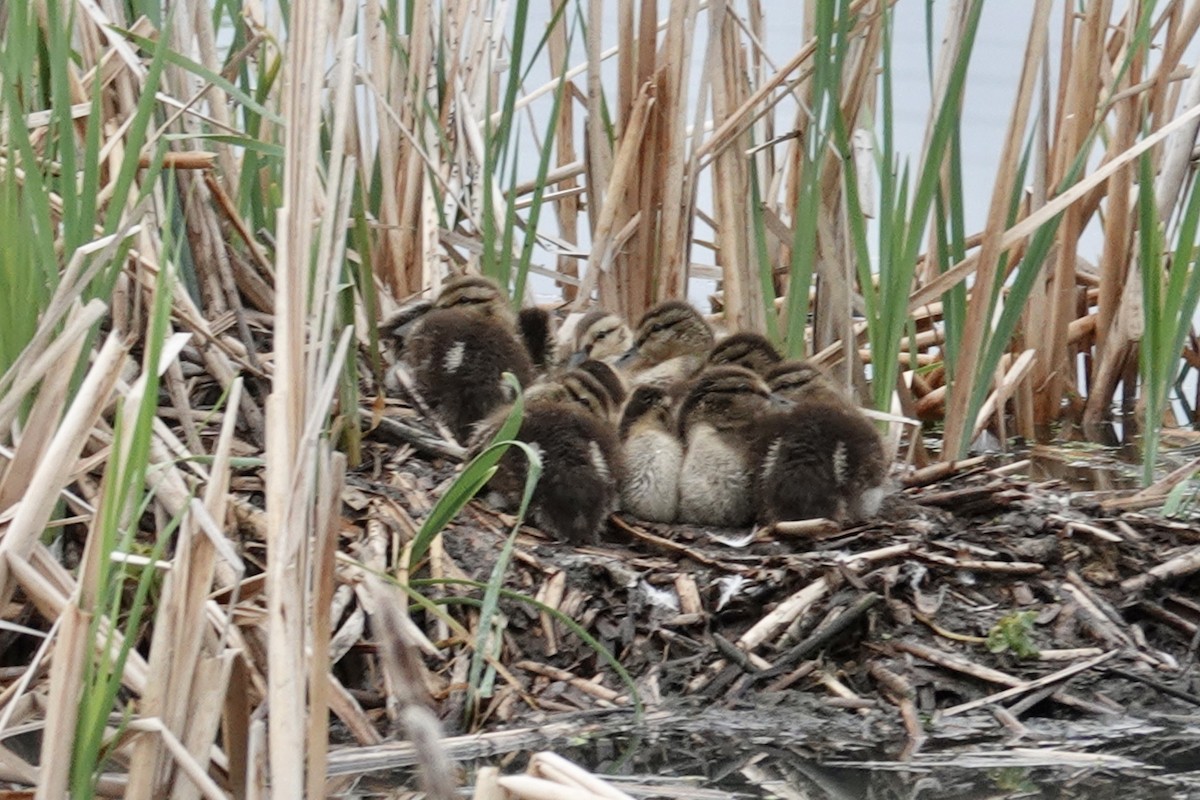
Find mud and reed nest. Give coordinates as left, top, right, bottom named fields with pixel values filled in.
left=330, top=393, right=1200, bottom=792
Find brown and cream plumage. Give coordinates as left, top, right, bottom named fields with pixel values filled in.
left=706, top=332, right=783, bottom=376
left=566, top=309, right=634, bottom=366
left=618, top=385, right=682, bottom=523
left=400, top=276, right=534, bottom=442
left=676, top=366, right=774, bottom=527
left=619, top=300, right=716, bottom=388
left=753, top=380, right=887, bottom=525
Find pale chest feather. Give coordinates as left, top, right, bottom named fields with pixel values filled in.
left=678, top=425, right=754, bottom=527
left=620, top=428, right=683, bottom=522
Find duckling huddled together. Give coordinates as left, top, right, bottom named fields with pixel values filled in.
left=387, top=276, right=888, bottom=544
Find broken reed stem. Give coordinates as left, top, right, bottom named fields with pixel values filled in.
left=574, top=81, right=656, bottom=310
left=267, top=0, right=329, bottom=793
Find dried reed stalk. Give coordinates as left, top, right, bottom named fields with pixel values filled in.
left=940, top=0, right=1051, bottom=456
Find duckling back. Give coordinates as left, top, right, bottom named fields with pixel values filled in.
left=403, top=308, right=534, bottom=442
left=676, top=366, right=771, bottom=528
left=491, top=401, right=622, bottom=544
left=754, top=400, right=887, bottom=524
left=618, top=385, right=682, bottom=523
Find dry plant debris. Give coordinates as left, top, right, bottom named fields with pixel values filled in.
left=308, top=404, right=1200, bottom=790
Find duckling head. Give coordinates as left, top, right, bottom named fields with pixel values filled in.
left=619, top=385, right=674, bottom=438
left=433, top=275, right=516, bottom=327
left=621, top=300, right=715, bottom=370
left=706, top=332, right=783, bottom=375
left=569, top=310, right=634, bottom=366
left=677, top=365, right=772, bottom=435
left=766, top=359, right=848, bottom=405
left=574, top=359, right=628, bottom=408
left=526, top=368, right=616, bottom=421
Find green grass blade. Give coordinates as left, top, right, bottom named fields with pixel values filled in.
left=407, top=374, right=526, bottom=570
left=465, top=440, right=543, bottom=720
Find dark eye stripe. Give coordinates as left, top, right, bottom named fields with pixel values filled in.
left=702, top=383, right=768, bottom=397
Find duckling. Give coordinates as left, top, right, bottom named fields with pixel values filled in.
left=511, top=401, right=622, bottom=544
left=472, top=394, right=620, bottom=545
left=765, top=359, right=850, bottom=406
left=618, top=385, right=682, bottom=523
left=566, top=309, right=634, bottom=366
left=676, top=366, right=775, bottom=528
left=401, top=276, right=534, bottom=441
left=754, top=400, right=887, bottom=524
left=706, top=332, right=782, bottom=376
left=620, top=301, right=716, bottom=388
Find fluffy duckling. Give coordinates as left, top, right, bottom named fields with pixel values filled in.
left=515, top=401, right=622, bottom=544
left=402, top=277, right=534, bottom=441
left=754, top=400, right=887, bottom=524
left=676, top=366, right=775, bottom=528
left=759, top=359, right=886, bottom=522
left=475, top=377, right=622, bottom=545
left=618, top=385, right=683, bottom=523
left=567, top=310, right=634, bottom=365
left=620, top=301, right=716, bottom=388
left=706, top=332, right=783, bottom=376
left=766, top=359, right=850, bottom=406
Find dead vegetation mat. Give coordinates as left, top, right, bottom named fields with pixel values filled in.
left=346, top=404, right=1200, bottom=776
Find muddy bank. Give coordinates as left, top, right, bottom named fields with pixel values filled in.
left=344, top=417, right=1200, bottom=793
